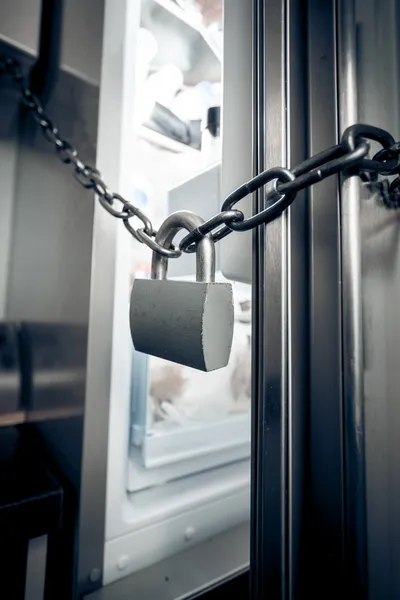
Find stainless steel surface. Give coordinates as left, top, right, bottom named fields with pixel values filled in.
left=354, top=1, right=400, bottom=598
left=0, top=406, right=83, bottom=427
left=5, top=56, right=97, bottom=323
left=337, top=0, right=367, bottom=596
left=0, top=64, right=20, bottom=319
left=84, top=523, right=249, bottom=600
left=250, top=0, right=307, bottom=597
left=306, top=0, right=345, bottom=592
left=220, top=0, right=253, bottom=283
left=0, top=0, right=104, bottom=84
left=285, top=3, right=307, bottom=593
left=151, top=211, right=215, bottom=282
left=25, top=535, right=48, bottom=600
left=0, top=321, right=86, bottom=427
left=26, top=323, right=87, bottom=412
left=0, top=1, right=106, bottom=594
left=0, top=323, right=21, bottom=415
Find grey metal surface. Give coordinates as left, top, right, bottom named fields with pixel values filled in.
left=0, top=323, right=21, bottom=415
left=219, top=0, right=253, bottom=284
left=0, top=321, right=86, bottom=426
left=305, top=0, right=345, bottom=593
left=250, top=0, right=307, bottom=597
left=130, top=279, right=233, bottom=371
left=0, top=0, right=105, bottom=84
left=84, top=523, right=249, bottom=600
left=354, top=1, right=400, bottom=598
left=337, top=1, right=368, bottom=596
left=25, top=535, right=48, bottom=600
left=5, top=53, right=97, bottom=324
left=0, top=64, right=20, bottom=318
left=0, top=18, right=105, bottom=597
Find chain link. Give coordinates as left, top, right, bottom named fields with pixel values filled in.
left=1, top=54, right=400, bottom=258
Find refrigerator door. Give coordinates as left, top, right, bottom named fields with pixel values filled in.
left=341, top=1, right=400, bottom=598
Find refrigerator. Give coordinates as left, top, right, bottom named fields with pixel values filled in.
left=1, top=0, right=400, bottom=598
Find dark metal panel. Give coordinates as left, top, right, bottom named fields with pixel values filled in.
left=305, top=0, right=345, bottom=595
left=250, top=0, right=307, bottom=597
left=29, top=0, right=64, bottom=104
left=286, top=0, right=307, bottom=595
left=250, top=0, right=287, bottom=595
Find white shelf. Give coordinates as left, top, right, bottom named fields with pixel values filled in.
left=154, top=0, right=203, bottom=30
left=138, top=124, right=200, bottom=154
left=140, top=413, right=251, bottom=469
left=142, top=0, right=221, bottom=86
left=152, top=0, right=222, bottom=62
left=128, top=440, right=249, bottom=493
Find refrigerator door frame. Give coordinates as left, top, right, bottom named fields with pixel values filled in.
left=250, top=0, right=370, bottom=597
left=250, top=0, right=308, bottom=597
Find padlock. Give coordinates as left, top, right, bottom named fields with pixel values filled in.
left=130, top=210, right=234, bottom=372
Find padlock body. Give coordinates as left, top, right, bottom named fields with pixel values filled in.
left=130, top=279, right=234, bottom=372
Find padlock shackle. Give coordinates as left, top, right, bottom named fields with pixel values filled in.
left=151, top=211, right=215, bottom=282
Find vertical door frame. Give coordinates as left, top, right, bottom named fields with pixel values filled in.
left=251, top=0, right=368, bottom=597
left=305, top=0, right=346, bottom=596
left=250, top=0, right=307, bottom=597
left=337, top=0, right=368, bottom=595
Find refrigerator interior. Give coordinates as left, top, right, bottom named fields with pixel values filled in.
left=103, top=0, right=251, bottom=587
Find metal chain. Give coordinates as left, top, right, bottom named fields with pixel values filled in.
left=1, top=55, right=400, bottom=258
left=0, top=55, right=181, bottom=259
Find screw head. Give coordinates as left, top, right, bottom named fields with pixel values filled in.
left=117, top=555, right=129, bottom=571
left=89, top=568, right=101, bottom=583
left=184, top=526, right=195, bottom=541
